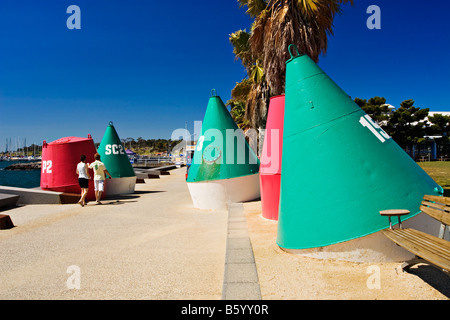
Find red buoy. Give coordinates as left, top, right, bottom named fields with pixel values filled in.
left=40, top=135, right=100, bottom=201
left=260, top=95, right=285, bottom=220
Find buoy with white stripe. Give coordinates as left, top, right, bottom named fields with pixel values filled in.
left=277, top=45, right=443, bottom=261
left=97, top=121, right=136, bottom=196
left=186, top=90, right=260, bottom=210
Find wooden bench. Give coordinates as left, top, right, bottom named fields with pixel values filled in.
left=380, top=195, right=450, bottom=272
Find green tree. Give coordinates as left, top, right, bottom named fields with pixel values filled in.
left=228, top=28, right=269, bottom=129
left=427, top=113, right=450, bottom=138
left=137, top=137, right=145, bottom=150
left=229, top=100, right=251, bottom=130
left=355, top=96, right=391, bottom=124
left=122, top=137, right=135, bottom=149
left=384, top=99, right=429, bottom=149
left=229, top=29, right=253, bottom=72
left=227, top=78, right=253, bottom=129
left=427, top=113, right=450, bottom=147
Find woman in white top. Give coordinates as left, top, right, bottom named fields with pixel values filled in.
left=76, top=154, right=90, bottom=206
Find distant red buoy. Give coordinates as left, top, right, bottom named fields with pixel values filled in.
left=260, top=95, right=285, bottom=220
left=40, top=135, right=101, bottom=201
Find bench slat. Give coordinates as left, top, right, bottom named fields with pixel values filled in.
left=391, top=230, right=450, bottom=262
left=420, top=205, right=450, bottom=226
left=383, top=229, right=450, bottom=271
left=421, top=200, right=449, bottom=212
left=423, top=195, right=450, bottom=206
left=399, top=229, right=450, bottom=259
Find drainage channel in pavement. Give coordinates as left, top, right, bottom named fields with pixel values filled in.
left=222, top=202, right=262, bottom=300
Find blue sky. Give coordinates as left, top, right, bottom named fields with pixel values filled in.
left=0, top=0, right=449, bottom=151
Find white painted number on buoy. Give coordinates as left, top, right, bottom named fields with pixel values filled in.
left=42, top=160, right=52, bottom=173
left=197, top=136, right=205, bottom=151
left=105, top=144, right=125, bottom=155
left=359, top=115, right=391, bottom=143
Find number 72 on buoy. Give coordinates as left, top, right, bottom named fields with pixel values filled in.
left=359, top=114, right=391, bottom=143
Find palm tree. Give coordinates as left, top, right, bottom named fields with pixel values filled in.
left=228, top=29, right=269, bottom=129
left=231, top=0, right=353, bottom=129
left=227, top=78, right=254, bottom=130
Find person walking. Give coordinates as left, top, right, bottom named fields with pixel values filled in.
left=76, top=154, right=90, bottom=206
left=88, top=153, right=112, bottom=204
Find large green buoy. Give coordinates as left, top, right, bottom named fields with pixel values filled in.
left=277, top=45, right=442, bottom=251
left=97, top=121, right=136, bottom=196
left=187, top=90, right=260, bottom=210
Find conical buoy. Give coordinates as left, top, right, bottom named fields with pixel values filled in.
left=97, top=122, right=136, bottom=196
left=40, top=135, right=98, bottom=201
left=260, top=95, right=285, bottom=220
left=277, top=45, right=443, bottom=252
left=186, top=90, right=260, bottom=210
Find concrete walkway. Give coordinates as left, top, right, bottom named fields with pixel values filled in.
left=2, top=168, right=447, bottom=300
left=222, top=203, right=261, bottom=300
left=0, top=168, right=231, bottom=299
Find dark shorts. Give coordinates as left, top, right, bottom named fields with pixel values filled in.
left=78, top=178, right=89, bottom=189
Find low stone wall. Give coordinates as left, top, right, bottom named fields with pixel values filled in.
left=0, top=186, right=64, bottom=204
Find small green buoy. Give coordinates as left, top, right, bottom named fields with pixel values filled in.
left=187, top=90, right=260, bottom=210
left=97, top=121, right=137, bottom=196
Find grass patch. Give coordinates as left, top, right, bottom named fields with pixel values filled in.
left=418, top=161, right=450, bottom=188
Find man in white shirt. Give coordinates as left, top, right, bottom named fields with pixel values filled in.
left=88, top=153, right=112, bottom=204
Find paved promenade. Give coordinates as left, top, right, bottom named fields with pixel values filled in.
left=0, top=168, right=229, bottom=299
left=0, top=168, right=448, bottom=300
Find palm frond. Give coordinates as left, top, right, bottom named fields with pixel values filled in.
left=250, top=60, right=265, bottom=83
left=231, top=78, right=253, bottom=101
left=229, top=30, right=253, bottom=70
left=239, top=0, right=268, bottom=17
left=232, top=0, right=353, bottom=128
